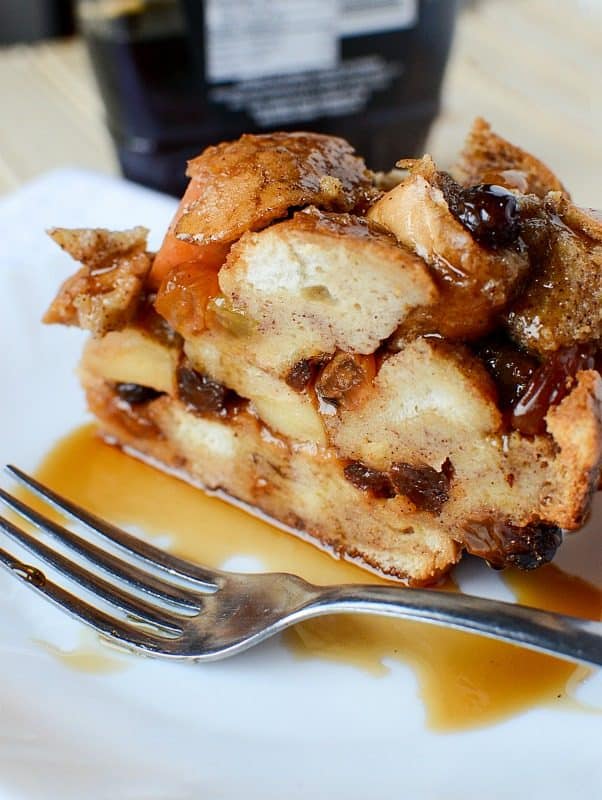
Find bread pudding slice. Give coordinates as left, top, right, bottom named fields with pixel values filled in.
left=44, top=127, right=602, bottom=585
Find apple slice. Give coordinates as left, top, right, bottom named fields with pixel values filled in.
left=148, top=178, right=229, bottom=289
left=155, top=260, right=220, bottom=339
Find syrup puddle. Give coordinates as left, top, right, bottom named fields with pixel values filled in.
left=34, top=630, right=128, bottom=674
left=17, top=424, right=602, bottom=731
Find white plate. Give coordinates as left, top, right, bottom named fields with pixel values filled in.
left=0, top=170, right=600, bottom=800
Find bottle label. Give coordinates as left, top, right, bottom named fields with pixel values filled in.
left=339, top=0, right=418, bottom=36
left=204, top=0, right=418, bottom=125
left=205, top=1, right=339, bottom=83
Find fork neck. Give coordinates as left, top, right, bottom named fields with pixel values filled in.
left=306, top=583, right=602, bottom=668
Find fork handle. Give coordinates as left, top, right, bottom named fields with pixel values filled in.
left=307, top=585, right=602, bottom=667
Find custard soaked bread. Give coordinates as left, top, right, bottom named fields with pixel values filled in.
left=45, top=124, right=602, bottom=585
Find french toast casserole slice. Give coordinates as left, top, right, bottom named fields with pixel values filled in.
left=44, top=123, right=602, bottom=585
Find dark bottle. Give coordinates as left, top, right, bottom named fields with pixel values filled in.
left=78, top=0, right=458, bottom=196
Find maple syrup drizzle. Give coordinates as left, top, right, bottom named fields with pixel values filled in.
left=21, top=424, right=601, bottom=731
left=34, top=630, right=128, bottom=675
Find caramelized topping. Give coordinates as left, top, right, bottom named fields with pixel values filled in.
left=505, top=195, right=602, bottom=355
left=43, top=227, right=152, bottom=335
left=176, top=132, right=374, bottom=245
left=114, top=383, right=162, bottom=405
left=453, top=118, right=568, bottom=200
left=463, top=520, right=563, bottom=570
left=511, top=344, right=596, bottom=435
left=370, top=162, right=530, bottom=342
left=343, top=462, right=395, bottom=499
left=442, top=177, right=521, bottom=249
left=176, top=365, right=242, bottom=417
left=390, top=459, right=454, bottom=514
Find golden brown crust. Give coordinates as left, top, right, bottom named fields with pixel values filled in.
left=175, top=132, right=375, bottom=245
left=555, top=196, right=602, bottom=240
left=545, top=370, right=602, bottom=527
left=453, top=117, right=568, bottom=198
left=44, top=227, right=151, bottom=335
left=506, top=194, right=602, bottom=353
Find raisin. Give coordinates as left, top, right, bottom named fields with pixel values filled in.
left=176, top=366, right=239, bottom=416
left=316, top=354, right=365, bottom=401
left=286, top=356, right=328, bottom=393
left=477, top=337, right=539, bottom=409
left=505, top=524, right=563, bottom=570
left=114, top=383, right=162, bottom=405
left=463, top=519, right=562, bottom=570
left=442, top=175, right=521, bottom=249
left=389, top=460, right=453, bottom=514
left=344, top=462, right=395, bottom=499
left=286, top=360, right=314, bottom=392
left=511, top=344, right=596, bottom=435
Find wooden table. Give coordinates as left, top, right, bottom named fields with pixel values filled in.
left=0, top=0, right=600, bottom=204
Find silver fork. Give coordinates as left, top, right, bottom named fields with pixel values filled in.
left=0, top=465, right=600, bottom=666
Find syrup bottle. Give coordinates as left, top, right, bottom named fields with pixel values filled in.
left=77, top=0, right=458, bottom=196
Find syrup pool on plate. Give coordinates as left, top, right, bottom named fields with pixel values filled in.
left=19, top=424, right=602, bottom=731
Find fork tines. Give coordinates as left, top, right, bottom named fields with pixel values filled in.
left=0, top=466, right=219, bottom=656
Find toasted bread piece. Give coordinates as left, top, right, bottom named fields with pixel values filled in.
left=150, top=132, right=374, bottom=288
left=453, top=117, right=568, bottom=198
left=44, top=122, right=602, bottom=584
left=219, top=207, right=437, bottom=354
left=175, top=132, right=374, bottom=245
left=507, top=194, right=602, bottom=353
left=44, top=227, right=151, bottom=335
left=367, top=157, right=529, bottom=340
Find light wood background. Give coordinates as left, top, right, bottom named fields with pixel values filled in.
left=0, top=0, right=600, bottom=204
